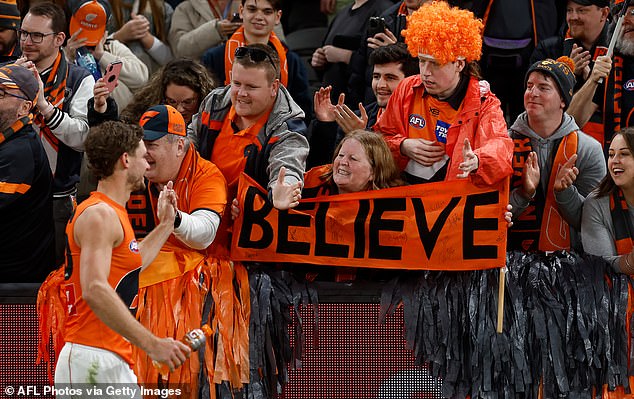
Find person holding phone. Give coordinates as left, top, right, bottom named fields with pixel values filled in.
left=310, top=0, right=392, bottom=105
left=169, top=0, right=284, bottom=59
left=66, top=0, right=149, bottom=112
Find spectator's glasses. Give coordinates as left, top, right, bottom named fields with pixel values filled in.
left=0, top=88, right=28, bottom=101
left=164, top=96, right=199, bottom=110
left=18, top=29, right=57, bottom=44
left=234, top=46, right=275, bottom=68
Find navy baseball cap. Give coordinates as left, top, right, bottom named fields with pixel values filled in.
left=0, top=64, right=39, bottom=102
left=139, top=105, right=186, bottom=141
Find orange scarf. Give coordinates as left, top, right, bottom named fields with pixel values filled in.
left=224, top=26, right=288, bottom=86
left=34, top=51, right=68, bottom=152
left=509, top=132, right=578, bottom=251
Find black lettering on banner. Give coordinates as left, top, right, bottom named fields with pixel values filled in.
left=369, top=198, right=405, bottom=260
left=237, top=187, right=274, bottom=249
left=315, top=202, right=349, bottom=258
left=463, top=191, right=499, bottom=259
left=354, top=200, right=370, bottom=258
left=411, top=196, right=460, bottom=259
left=277, top=208, right=311, bottom=255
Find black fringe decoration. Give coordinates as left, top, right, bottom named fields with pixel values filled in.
left=220, top=265, right=318, bottom=399
left=380, top=251, right=634, bottom=398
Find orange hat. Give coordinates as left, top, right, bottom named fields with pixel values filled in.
left=69, top=0, right=107, bottom=47
left=139, top=105, right=187, bottom=141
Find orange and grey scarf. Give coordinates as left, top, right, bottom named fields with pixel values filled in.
left=0, top=115, right=31, bottom=145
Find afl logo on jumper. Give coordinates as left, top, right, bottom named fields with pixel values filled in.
left=409, top=114, right=426, bottom=129
left=129, top=239, right=139, bottom=253
left=625, top=80, right=634, bottom=91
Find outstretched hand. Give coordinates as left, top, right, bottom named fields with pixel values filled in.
left=271, top=166, right=302, bottom=210
left=457, top=138, right=479, bottom=178
left=334, top=102, right=368, bottom=134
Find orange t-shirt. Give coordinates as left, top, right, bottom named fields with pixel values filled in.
left=404, top=90, right=463, bottom=179
left=63, top=191, right=142, bottom=366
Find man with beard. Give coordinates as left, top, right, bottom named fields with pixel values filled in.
left=15, top=2, right=94, bottom=267
left=0, top=64, right=53, bottom=282
left=568, top=2, right=634, bottom=153
left=531, top=0, right=610, bottom=89
left=54, top=120, right=191, bottom=391
left=0, top=0, right=21, bottom=62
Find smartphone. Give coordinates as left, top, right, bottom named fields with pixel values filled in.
left=231, top=12, right=242, bottom=23
left=103, top=61, right=122, bottom=93
left=368, top=16, right=386, bottom=37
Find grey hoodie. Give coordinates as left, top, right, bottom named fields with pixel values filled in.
left=190, top=83, right=309, bottom=192
left=508, top=112, right=606, bottom=237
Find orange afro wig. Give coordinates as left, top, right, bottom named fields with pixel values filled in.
left=402, top=1, right=483, bottom=65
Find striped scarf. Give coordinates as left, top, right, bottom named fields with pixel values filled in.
left=0, top=115, right=32, bottom=145
left=610, top=187, right=634, bottom=255
left=34, top=51, right=68, bottom=152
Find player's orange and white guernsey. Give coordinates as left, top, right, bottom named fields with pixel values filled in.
left=55, top=191, right=143, bottom=391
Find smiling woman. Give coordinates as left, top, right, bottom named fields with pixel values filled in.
left=581, top=127, right=634, bottom=274
left=298, top=129, right=404, bottom=199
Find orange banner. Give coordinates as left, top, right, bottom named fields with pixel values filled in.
left=231, top=174, right=509, bottom=270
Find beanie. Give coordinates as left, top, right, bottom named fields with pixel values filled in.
left=525, top=57, right=577, bottom=109
left=0, top=0, right=20, bottom=30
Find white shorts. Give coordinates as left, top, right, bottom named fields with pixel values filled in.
left=54, top=342, right=141, bottom=399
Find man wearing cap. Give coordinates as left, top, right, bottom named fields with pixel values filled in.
left=374, top=2, right=513, bottom=186
left=531, top=0, right=610, bottom=85
left=0, top=0, right=20, bottom=62
left=124, top=104, right=228, bottom=384
left=53, top=119, right=191, bottom=392
left=507, top=57, right=605, bottom=252
left=531, top=0, right=611, bottom=144
left=66, top=0, right=148, bottom=111
left=569, top=1, right=634, bottom=153
left=15, top=2, right=94, bottom=267
left=0, top=64, right=54, bottom=283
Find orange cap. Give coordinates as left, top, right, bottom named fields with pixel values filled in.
left=69, top=1, right=107, bottom=47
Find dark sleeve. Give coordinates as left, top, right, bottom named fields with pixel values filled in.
left=287, top=50, right=313, bottom=122
left=201, top=45, right=226, bottom=83
left=87, top=97, right=119, bottom=126
left=529, top=36, right=561, bottom=65
left=347, top=43, right=369, bottom=107
left=307, top=119, right=340, bottom=168
left=0, top=140, right=35, bottom=210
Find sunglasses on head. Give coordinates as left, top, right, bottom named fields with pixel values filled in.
left=234, top=46, right=276, bottom=69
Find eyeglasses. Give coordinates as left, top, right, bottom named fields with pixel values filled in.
left=234, top=46, right=276, bottom=69
left=164, top=96, right=198, bottom=109
left=18, top=29, right=56, bottom=44
left=0, top=88, right=28, bottom=101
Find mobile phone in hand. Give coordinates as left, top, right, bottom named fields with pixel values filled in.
left=231, top=12, right=242, bottom=23
left=103, top=61, right=122, bottom=93
left=368, top=17, right=386, bottom=37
